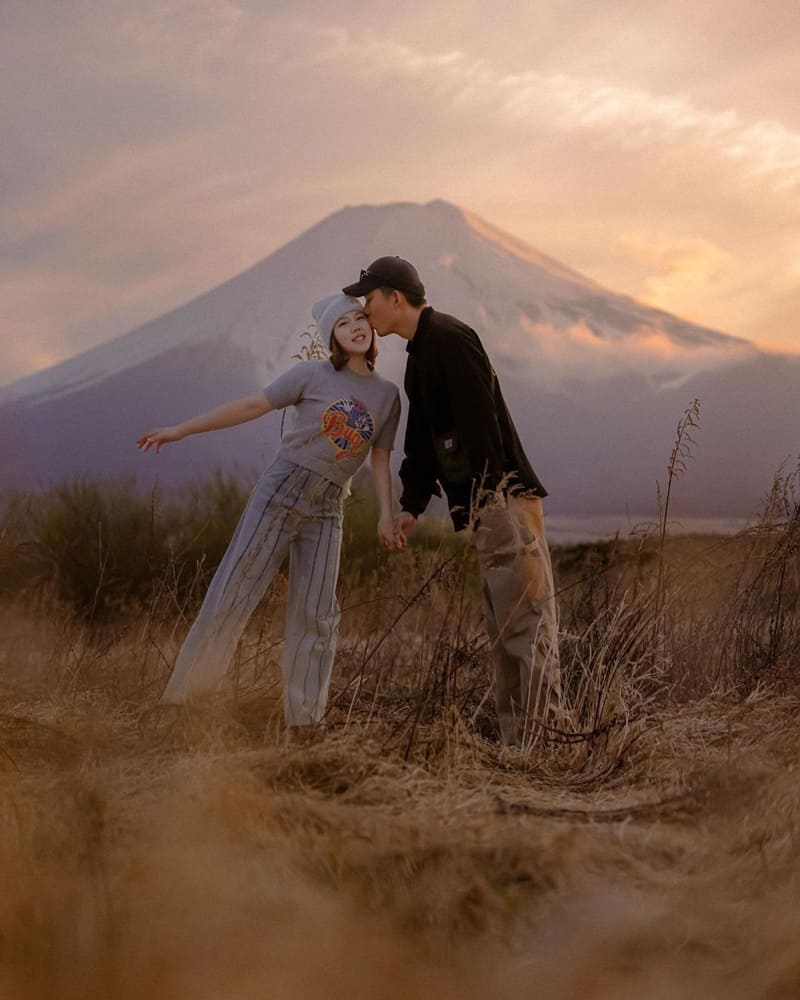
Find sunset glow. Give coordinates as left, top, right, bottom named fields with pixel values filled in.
left=2, top=1, right=799, bottom=388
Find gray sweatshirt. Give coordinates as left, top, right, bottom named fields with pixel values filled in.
left=264, top=360, right=401, bottom=487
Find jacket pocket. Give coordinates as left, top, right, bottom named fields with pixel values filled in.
left=434, top=430, right=473, bottom=483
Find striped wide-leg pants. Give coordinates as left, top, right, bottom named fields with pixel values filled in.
left=160, top=459, right=344, bottom=726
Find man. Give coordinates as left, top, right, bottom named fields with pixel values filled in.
left=343, top=257, right=560, bottom=747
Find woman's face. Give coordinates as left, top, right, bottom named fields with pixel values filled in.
left=331, top=309, right=373, bottom=357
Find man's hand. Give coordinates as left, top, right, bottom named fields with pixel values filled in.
left=378, top=512, right=406, bottom=550
left=396, top=511, right=417, bottom=543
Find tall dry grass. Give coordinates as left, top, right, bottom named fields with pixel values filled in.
left=2, top=457, right=800, bottom=997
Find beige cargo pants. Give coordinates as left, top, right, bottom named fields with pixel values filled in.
left=469, top=494, right=561, bottom=747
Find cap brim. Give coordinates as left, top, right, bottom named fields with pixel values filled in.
left=341, top=277, right=379, bottom=297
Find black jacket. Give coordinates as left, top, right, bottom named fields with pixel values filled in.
left=398, top=307, right=547, bottom=531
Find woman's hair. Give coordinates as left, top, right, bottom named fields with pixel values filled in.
left=330, top=324, right=377, bottom=371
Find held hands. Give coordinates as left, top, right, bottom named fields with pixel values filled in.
left=378, top=511, right=419, bottom=551
left=136, top=427, right=183, bottom=453
left=378, top=512, right=405, bottom=551
left=377, top=511, right=416, bottom=551
left=396, top=511, right=416, bottom=544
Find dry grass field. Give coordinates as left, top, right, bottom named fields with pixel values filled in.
left=2, top=466, right=800, bottom=999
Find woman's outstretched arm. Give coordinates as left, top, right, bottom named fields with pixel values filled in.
left=370, top=447, right=405, bottom=550
left=136, top=393, right=274, bottom=453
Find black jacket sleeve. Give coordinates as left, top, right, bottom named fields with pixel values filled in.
left=443, top=328, right=506, bottom=491
left=399, top=400, right=441, bottom=517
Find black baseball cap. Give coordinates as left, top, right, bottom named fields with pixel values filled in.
left=342, top=256, right=425, bottom=298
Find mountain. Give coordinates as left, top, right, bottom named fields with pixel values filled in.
left=1, top=199, right=797, bottom=520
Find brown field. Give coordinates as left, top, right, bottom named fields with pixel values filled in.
left=2, top=471, right=800, bottom=999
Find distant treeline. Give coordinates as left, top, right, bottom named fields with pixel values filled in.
left=0, top=472, right=462, bottom=621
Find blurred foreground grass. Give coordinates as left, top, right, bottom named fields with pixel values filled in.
left=1, top=469, right=800, bottom=998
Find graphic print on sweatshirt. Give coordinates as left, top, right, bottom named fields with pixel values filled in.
left=321, top=397, right=374, bottom=460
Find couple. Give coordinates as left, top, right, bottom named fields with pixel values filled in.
left=137, top=257, right=559, bottom=747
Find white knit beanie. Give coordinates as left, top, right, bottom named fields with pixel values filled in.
left=311, top=293, right=363, bottom=346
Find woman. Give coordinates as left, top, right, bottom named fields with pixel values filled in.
left=136, top=292, right=402, bottom=735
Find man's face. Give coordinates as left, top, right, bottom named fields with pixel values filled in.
left=363, top=288, right=398, bottom=337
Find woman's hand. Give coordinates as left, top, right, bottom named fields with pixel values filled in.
left=136, top=394, right=273, bottom=455
left=136, top=427, right=184, bottom=453
left=370, top=447, right=406, bottom=550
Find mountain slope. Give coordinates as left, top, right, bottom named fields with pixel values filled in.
left=1, top=199, right=753, bottom=409
left=1, top=199, right=794, bottom=518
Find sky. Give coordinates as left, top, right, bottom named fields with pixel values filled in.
left=2, top=0, right=799, bottom=388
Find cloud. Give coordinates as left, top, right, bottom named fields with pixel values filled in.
left=746, top=268, right=800, bottom=353
left=614, top=233, right=735, bottom=320
left=2, top=5, right=799, bottom=386
left=0, top=269, right=112, bottom=386
left=327, top=31, right=800, bottom=195
left=517, top=314, right=754, bottom=389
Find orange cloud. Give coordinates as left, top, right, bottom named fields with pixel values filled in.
left=614, top=233, right=735, bottom=322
